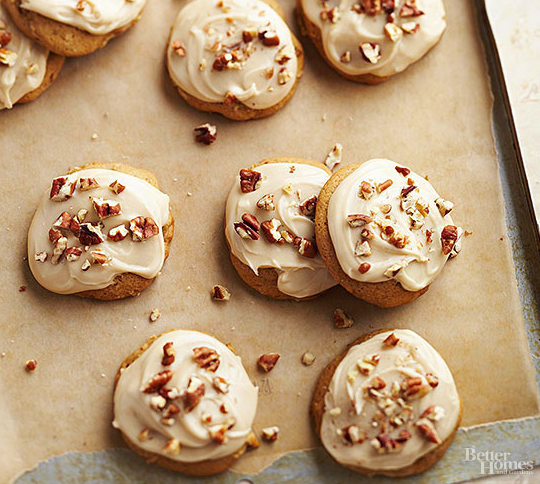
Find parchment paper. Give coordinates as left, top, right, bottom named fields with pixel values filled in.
left=0, top=0, right=538, bottom=482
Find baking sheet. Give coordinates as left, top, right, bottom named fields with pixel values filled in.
left=0, top=0, right=539, bottom=482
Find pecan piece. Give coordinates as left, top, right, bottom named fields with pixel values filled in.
left=239, top=169, right=262, bottom=193
left=401, top=21, right=420, bottom=34
left=299, top=195, right=317, bottom=217
left=258, top=353, right=280, bottom=372
left=212, top=284, right=231, bottom=301
left=78, top=223, right=104, bottom=245
left=90, top=250, right=111, bottom=265
left=360, top=42, right=381, bottom=64
left=108, top=224, right=129, bottom=241
left=297, top=238, right=317, bottom=258
left=246, top=431, right=260, bottom=449
left=193, top=346, right=220, bottom=372
left=325, top=143, right=343, bottom=170
left=441, top=225, right=458, bottom=255
left=426, top=372, right=439, bottom=388
left=235, top=213, right=260, bottom=240
left=0, top=48, right=17, bottom=67
left=35, top=251, right=48, bottom=263
left=162, top=342, right=175, bottom=366
left=400, top=0, right=424, bottom=17
left=130, top=216, right=159, bottom=241
left=183, top=376, right=205, bottom=412
left=341, top=425, right=365, bottom=444
left=301, top=351, right=316, bottom=366
left=421, top=405, right=445, bottom=421
left=141, top=370, right=173, bottom=393
left=51, top=236, right=67, bottom=264
left=109, top=180, right=126, bottom=194
left=25, top=359, right=37, bottom=372
left=194, top=123, right=217, bottom=145
left=261, top=426, right=279, bottom=442
left=401, top=377, right=431, bottom=400
left=52, top=211, right=73, bottom=230
left=415, top=418, right=441, bottom=444
left=50, top=177, right=75, bottom=201
left=0, top=32, right=12, bottom=48
left=258, top=29, right=279, bottom=47
left=65, top=246, right=82, bottom=262
left=435, top=197, right=453, bottom=217
left=79, top=177, right=100, bottom=191
left=149, top=308, right=161, bottom=322
left=384, top=22, right=402, bottom=42
left=163, top=438, right=181, bottom=455
left=171, top=40, right=186, bottom=57
left=261, top=219, right=282, bottom=243
left=334, top=308, right=354, bottom=329
left=91, top=197, right=121, bottom=220
left=383, top=332, right=399, bottom=347
left=395, top=165, right=411, bottom=176
left=347, top=214, right=372, bottom=227
left=359, top=262, right=371, bottom=273
left=256, top=193, right=275, bottom=211
left=213, top=376, right=230, bottom=394
left=275, top=44, right=294, bottom=64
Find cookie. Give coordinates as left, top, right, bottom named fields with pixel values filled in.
left=166, top=0, right=304, bottom=121
left=297, top=0, right=446, bottom=83
left=0, top=3, right=63, bottom=109
left=113, top=329, right=258, bottom=476
left=225, top=157, right=337, bottom=300
left=27, top=162, right=174, bottom=300
left=315, top=158, right=461, bottom=307
left=312, top=329, right=462, bottom=477
left=3, top=0, right=145, bottom=57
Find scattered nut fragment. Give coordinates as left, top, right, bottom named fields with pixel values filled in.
left=347, top=213, right=372, bottom=227
left=395, top=165, right=411, bottom=177
left=261, top=426, right=279, bottom=442
left=35, top=251, right=48, bottom=263
left=299, top=195, right=318, bottom=217
left=183, top=376, right=206, bottom=412
left=194, top=123, right=217, bottom=145
left=384, top=22, right=402, bottom=42
left=435, top=197, right=453, bottom=217
left=141, top=370, right=173, bottom=393
left=138, top=428, right=151, bottom=442
left=163, top=438, right=181, bottom=455
left=340, top=51, right=351, bottom=63
left=239, top=169, right=262, bottom=193
left=149, top=308, right=161, bottom=322
left=0, top=48, right=17, bottom=67
left=130, top=216, right=159, bottom=241
left=258, top=29, right=280, bottom=47
left=162, top=342, right=175, bottom=365
left=78, top=223, right=105, bottom=245
left=383, top=332, right=399, bottom=347
left=355, top=239, right=372, bottom=257
left=320, top=6, right=340, bottom=22
left=213, top=376, right=230, bottom=394
left=341, top=425, right=366, bottom=444
left=256, top=194, right=275, bottom=211
left=384, top=259, right=409, bottom=278
left=358, top=181, right=374, bottom=199
left=297, top=238, right=317, bottom=258
left=421, top=405, right=445, bottom=421
left=359, top=262, right=371, bottom=274
left=25, top=359, right=37, bottom=372
left=401, top=21, right=419, bottom=34
left=90, top=250, right=111, bottom=265
left=171, top=40, right=186, bottom=57
left=109, top=180, right=126, bottom=195
left=246, top=431, right=260, bottom=449
left=19, top=285, right=26, bottom=292
left=440, top=225, right=458, bottom=255
left=51, top=236, right=68, bottom=264
left=359, top=42, right=381, bottom=64
left=108, top=224, right=129, bottom=242
left=325, top=143, right=342, bottom=170
left=212, top=284, right=231, bottom=301
left=400, top=0, right=424, bottom=18
left=426, top=372, right=439, bottom=388
left=257, top=353, right=280, bottom=372
left=261, top=218, right=282, bottom=244
left=50, top=177, right=75, bottom=201
left=333, top=308, right=354, bottom=329
left=301, top=351, right=316, bottom=366
left=209, top=424, right=229, bottom=444
left=415, top=418, right=441, bottom=444
left=235, top=213, right=260, bottom=241
left=277, top=67, right=291, bottom=85
left=65, top=246, right=83, bottom=262
left=79, top=177, right=100, bottom=191
left=91, top=197, right=121, bottom=220
left=81, top=260, right=91, bottom=271
left=275, top=44, right=294, bottom=64
left=193, top=346, right=220, bottom=372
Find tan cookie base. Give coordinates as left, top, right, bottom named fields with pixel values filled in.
left=167, top=0, right=304, bottom=121
left=3, top=0, right=141, bottom=56
left=114, top=330, right=249, bottom=476
left=66, top=162, right=174, bottom=301
left=227, top=157, right=331, bottom=301
left=17, top=51, right=64, bottom=104
left=314, top=162, right=428, bottom=307
left=311, top=329, right=462, bottom=477
left=295, top=0, right=388, bottom=85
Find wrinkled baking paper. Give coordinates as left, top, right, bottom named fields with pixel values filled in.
left=0, top=0, right=538, bottom=481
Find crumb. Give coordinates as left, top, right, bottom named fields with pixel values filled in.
left=149, top=308, right=161, bottom=322
left=25, top=359, right=37, bottom=372
left=100, top=373, right=106, bottom=378
left=212, top=285, right=231, bottom=302
left=19, top=286, right=26, bottom=292
left=186, top=286, right=192, bottom=291
left=91, top=133, right=98, bottom=140
left=465, top=230, right=473, bottom=237
left=187, top=192, right=193, bottom=196
left=301, top=351, right=316, bottom=366
left=321, top=114, right=326, bottom=121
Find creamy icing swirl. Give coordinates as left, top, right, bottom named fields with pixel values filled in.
left=28, top=168, right=170, bottom=294
left=167, top=0, right=299, bottom=110
left=20, top=0, right=146, bottom=35
left=321, top=329, right=460, bottom=471
left=225, top=162, right=337, bottom=298
left=300, top=0, right=446, bottom=77
left=113, top=330, right=258, bottom=463
left=328, top=158, right=460, bottom=292
left=0, top=4, right=48, bottom=110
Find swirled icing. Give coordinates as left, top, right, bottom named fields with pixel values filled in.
left=113, top=330, right=258, bottom=463
left=27, top=168, right=170, bottom=294
left=167, top=0, right=299, bottom=110
left=225, top=162, right=337, bottom=298
left=327, top=158, right=460, bottom=292
left=19, top=0, right=145, bottom=35
left=320, top=329, right=460, bottom=471
left=0, top=4, right=48, bottom=109
left=300, top=0, right=446, bottom=78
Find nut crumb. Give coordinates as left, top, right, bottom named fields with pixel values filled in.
left=325, top=143, right=342, bottom=170
left=25, top=359, right=37, bottom=372
left=257, top=353, right=280, bottom=372
left=194, top=123, right=217, bottom=145
left=149, top=308, right=161, bottom=322
left=261, top=426, right=279, bottom=442
left=19, top=286, right=26, bottom=292
left=333, top=308, right=354, bottom=329
left=301, top=352, right=316, bottom=366
left=212, top=284, right=231, bottom=302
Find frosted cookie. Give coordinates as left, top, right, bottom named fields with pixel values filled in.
left=312, top=329, right=461, bottom=477
left=27, top=163, right=174, bottom=300
left=225, top=158, right=337, bottom=300
left=167, top=0, right=304, bottom=120
left=297, top=0, right=446, bottom=83
left=0, top=3, right=63, bottom=109
left=113, top=329, right=258, bottom=476
left=315, top=159, right=461, bottom=307
left=3, top=0, right=146, bottom=56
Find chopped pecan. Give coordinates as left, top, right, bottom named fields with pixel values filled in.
left=401, top=21, right=420, bottom=34
left=400, top=0, right=424, bottom=17
left=193, top=346, right=220, bottom=372
left=91, top=197, right=121, bottom=220
left=421, top=405, right=445, bottom=421
left=347, top=214, right=372, bottom=227
left=239, top=169, right=262, bottom=193
left=359, top=0, right=381, bottom=15
left=0, top=48, right=17, bottom=67
left=246, top=431, right=260, bottom=449
left=357, top=354, right=380, bottom=374
left=297, top=238, right=317, bottom=258
left=415, top=418, right=441, bottom=444
left=162, top=342, right=175, bottom=366
left=141, top=370, right=173, bottom=393
left=275, top=44, right=294, bottom=64
left=359, top=262, right=371, bottom=273
left=340, top=51, right=351, bottom=63
left=51, top=236, right=67, bottom=264
left=171, top=40, right=186, bottom=57
left=368, top=376, right=386, bottom=392
left=370, top=433, right=402, bottom=453
left=384, top=259, right=409, bottom=277
left=360, top=42, right=381, bottom=64
left=224, top=92, right=237, bottom=105
left=50, top=177, right=75, bottom=202
left=52, top=211, right=73, bottom=231
left=183, top=376, right=205, bottom=412
left=109, top=180, right=126, bottom=194
left=401, top=376, right=430, bottom=400
left=277, top=67, right=291, bottom=85
left=212, top=284, right=231, bottom=301
left=384, top=22, right=402, bottom=42
left=377, top=179, right=393, bottom=193
left=359, top=180, right=374, bottom=199
left=435, top=197, right=453, bottom=217
left=299, top=195, right=318, bottom=217
left=130, top=216, right=159, bottom=241
left=79, top=178, right=100, bottom=191
left=301, top=351, right=316, bottom=366
left=90, top=250, right=110, bottom=265
left=257, top=193, right=275, bottom=211
left=395, top=165, right=411, bottom=177
left=108, top=224, right=129, bottom=241
left=320, top=6, right=340, bottom=22
left=34, top=251, right=48, bottom=263
left=426, top=372, right=439, bottom=388
left=341, top=425, right=365, bottom=444
left=355, top=239, right=372, bottom=257
left=213, top=376, right=230, bottom=394
left=258, top=29, right=280, bottom=47
left=65, top=246, right=82, bottom=262
left=257, top=353, right=280, bottom=372
left=163, top=438, right=181, bottom=455
left=261, top=219, right=282, bottom=243
left=234, top=213, right=260, bottom=241
left=194, top=123, right=217, bottom=145
left=149, top=308, right=161, bottom=322
left=0, top=32, right=12, bottom=48
left=441, top=225, right=458, bottom=255
left=209, top=425, right=229, bottom=444
left=325, top=143, right=343, bottom=170
left=163, top=402, right=180, bottom=419
left=401, top=185, right=416, bottom=198
left=383, top=332, right=399, bottom=347
left=261, top=426, right=279, bottom=442
left=242, top=29, right=257, bottom=43
left=138, top=428, right=151, bottom=441
left=78, top=223, right=104, bottom=245
left=334, top=308, right=354, bottom=329
left=25, top=359, right=37, bottom=372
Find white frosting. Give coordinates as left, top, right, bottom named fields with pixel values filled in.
left=167, top=0, right=299, bottom=110
left=225, top=162, right=337, bottom=298
left=113, top=330, right=258, bottom=463
left=300, top=0, right=446, bottom=77
left=328, top=158, right=459, bottom=292
left=28, top=168, right=170, bottom=294
left=0, top=4, right=48, bottom=110
left=20, top=0, right=146, bottom=35
left=321, top=330, right=460, bottom=471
